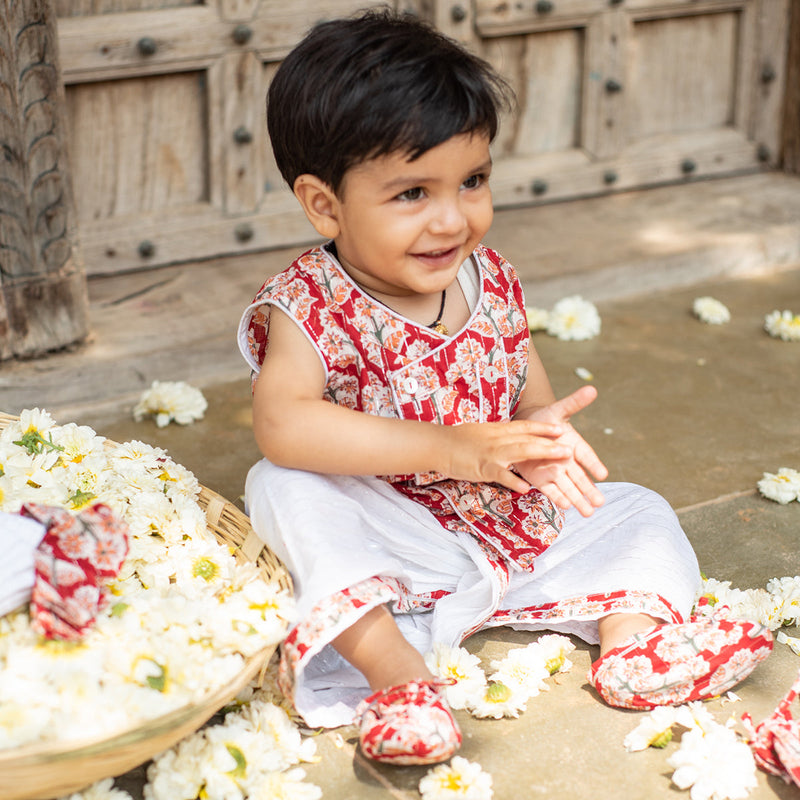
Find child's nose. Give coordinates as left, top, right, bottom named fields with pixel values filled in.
left=428, top=198, right=467, bottom=235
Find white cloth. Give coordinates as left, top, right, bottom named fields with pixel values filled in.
left=0, top=512, right=46, bottom=617
left=245, top=461, right=701, bottom=727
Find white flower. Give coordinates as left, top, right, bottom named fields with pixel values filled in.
left=525, top=306, right=550, bottom=332
left=531, top=633, right=576, bottom=675
left=419, top=756, right=493, bottom=799
left=758, top=467, right=800, bottom=504
left=693, top=297, right=730, bottom=325
left=777, top=630, right=800, bottom=655
left=766, top=576, right=800, bottom=625
left=624, top=706, right=679, bottom=751
left=246, top=768, right=322, bottom=800
left=667, top=723, right=757, bottom=800
left=133, top=381, right=208, bottom=427
left=465, top=680, right=528, bottom=719
left=488, top=646, right=549, bottom=701
left=546, top=296, right=601, bottom=341
left=764, top=309, right=800, bottom=341
left=60, top=778, right=135, bottom=800
left=425, top=643, right=487, bottom=710
left=574, top=366, right=594, bottom=381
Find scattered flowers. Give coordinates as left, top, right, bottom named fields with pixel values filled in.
left=667, top=722, right=757, bottom=800
left=0, top=410, right=293, bottom=750
left=624, top=706, right=679, bottom=751
left=425, top=643, right=487, bottom=710
left=425, top=635, right=574, bottom=719
left=627, top=701, right=758, bottom=799
left=696, top=576, right=793, bottom=631
left=133, top=381, right=208, bottom=427
left=757, top=467, right=800, bottom=504
left=419, top=756, right=493, bottom=800
left=60, top=778, right=134, bottom=800
left=143, top=694, right=320, bottom=800
left=546, top=295, right=601, bottom=341
left=764, top=309, right=800, bottom=341
left=693, top=296, right=731, bottom=325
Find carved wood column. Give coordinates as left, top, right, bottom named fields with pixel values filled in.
left=0, top=0, right=88, bottom=360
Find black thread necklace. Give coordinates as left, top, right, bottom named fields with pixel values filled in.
left=327, top=242, right=448, bottom=335
left=428, top=290, right=448, bottom=335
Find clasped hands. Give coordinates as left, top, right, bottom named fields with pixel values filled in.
left=442, top=384, right=608, bottom=517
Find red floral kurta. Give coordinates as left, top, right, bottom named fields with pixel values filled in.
left=244, top=244, right=564, bottom=570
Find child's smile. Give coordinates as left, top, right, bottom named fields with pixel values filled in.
left=328, top=133, right=494, bottom=321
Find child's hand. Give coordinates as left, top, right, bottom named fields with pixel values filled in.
left=515, top=386, right=609, bottom=516
left=440, top=420, right=572, bottom=494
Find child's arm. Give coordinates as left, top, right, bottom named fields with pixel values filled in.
left=252, top=308, right=572, bottom=493
left=512, top=340, right=609, bottom=516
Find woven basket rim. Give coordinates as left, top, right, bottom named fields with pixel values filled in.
left=0, top=411, right=292, bottom=799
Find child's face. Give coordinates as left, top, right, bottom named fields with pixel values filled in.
left=331, top=133, right=494, bottom=299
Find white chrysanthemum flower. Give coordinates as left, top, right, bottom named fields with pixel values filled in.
left=546, top=295, right=601, bottom=341
left=465, top=680, right=527, bottom=719
left=624, top=706, right=679, bottom=752
left=692, top=296, right=731, bottom=325
left=777, top=630, right=800, bottom=655
left=144, top=732, right=209, bottom=800
left=133, top=380, right=208, bottom=427
left=766, top=576, right=800, bottom=625
left=59, top=777, right=135, bottom=800
left=525, top=306, right=550, bottom=332
left=758, top=467, right=800, bottom=504
left=764, top=309, right=800, bottom=341
left=246, top=768, right=322, bottom=800
left=425, top=643, right=487, bottom=710
left=667, top=723, right=757, bottom=800
left=674, top=702, right=720, bottom=736
left=574, top=366, right=594, bottom=381
left=419, top=756, right=493, bottom=799
left=489, top=646, right=549, bottom=700
left=0, top=407, right=58, bottom=447
left=531, top=634, right=576, bottom=675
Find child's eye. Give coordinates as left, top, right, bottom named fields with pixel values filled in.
left=396, top=186, right=424, bottom=202
left=462, top=173, right=487, bottom=190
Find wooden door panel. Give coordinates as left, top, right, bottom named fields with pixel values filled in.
left=628, top=13, right=740, bottom=139
left=65, top=72, right=208, bottom=223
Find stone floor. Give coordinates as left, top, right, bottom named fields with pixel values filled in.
left=3, top=172, right=800, bottom=799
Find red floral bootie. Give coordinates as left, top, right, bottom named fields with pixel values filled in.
left=356, top=678, right=461, bottom=765
left=743, top=667, right=800, bottom=786
left=588, top=617, right=772, bottom=709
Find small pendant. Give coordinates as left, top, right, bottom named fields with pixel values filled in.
left=430, top=321, right=449, bottom=336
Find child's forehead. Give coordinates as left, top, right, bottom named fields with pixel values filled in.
left=345, top=133, right=492, bottom=185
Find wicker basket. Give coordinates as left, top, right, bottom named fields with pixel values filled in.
left=0, top=412, right=292, bottom=800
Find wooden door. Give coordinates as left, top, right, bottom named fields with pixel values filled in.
left=56, top=0, right=790, bottom=275
left=55, top=0, right=421, bottom=275
left=434, top=0, right=789, bottom=209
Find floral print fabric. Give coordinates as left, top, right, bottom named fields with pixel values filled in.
left=21, top=502, right=129, bottom=640
left=589, top=617, right=773, bottom=709
left=242, top=244, right=563, bottom=569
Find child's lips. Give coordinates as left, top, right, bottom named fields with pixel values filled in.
left=413, top=246, right=461, bottom=265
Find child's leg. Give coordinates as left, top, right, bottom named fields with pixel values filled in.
left=332, top=604, right=432, bottom=690
left=333, top=604, right=461, bottom=765
left=598, top=612, right=659, bottom=655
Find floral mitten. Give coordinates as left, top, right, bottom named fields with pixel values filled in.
left=588, top=617, right=772, bottom=709
left=21, top=502, right=129, bottom=641
left=356, top=678, right=461, bottom=765
left=743, top=668, right=800, bottom=786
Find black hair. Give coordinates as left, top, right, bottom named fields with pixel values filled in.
left=267, top=8, right=514, bottom=195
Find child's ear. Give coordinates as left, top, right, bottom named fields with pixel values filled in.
left=293, top=175, right=341, bottom=239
